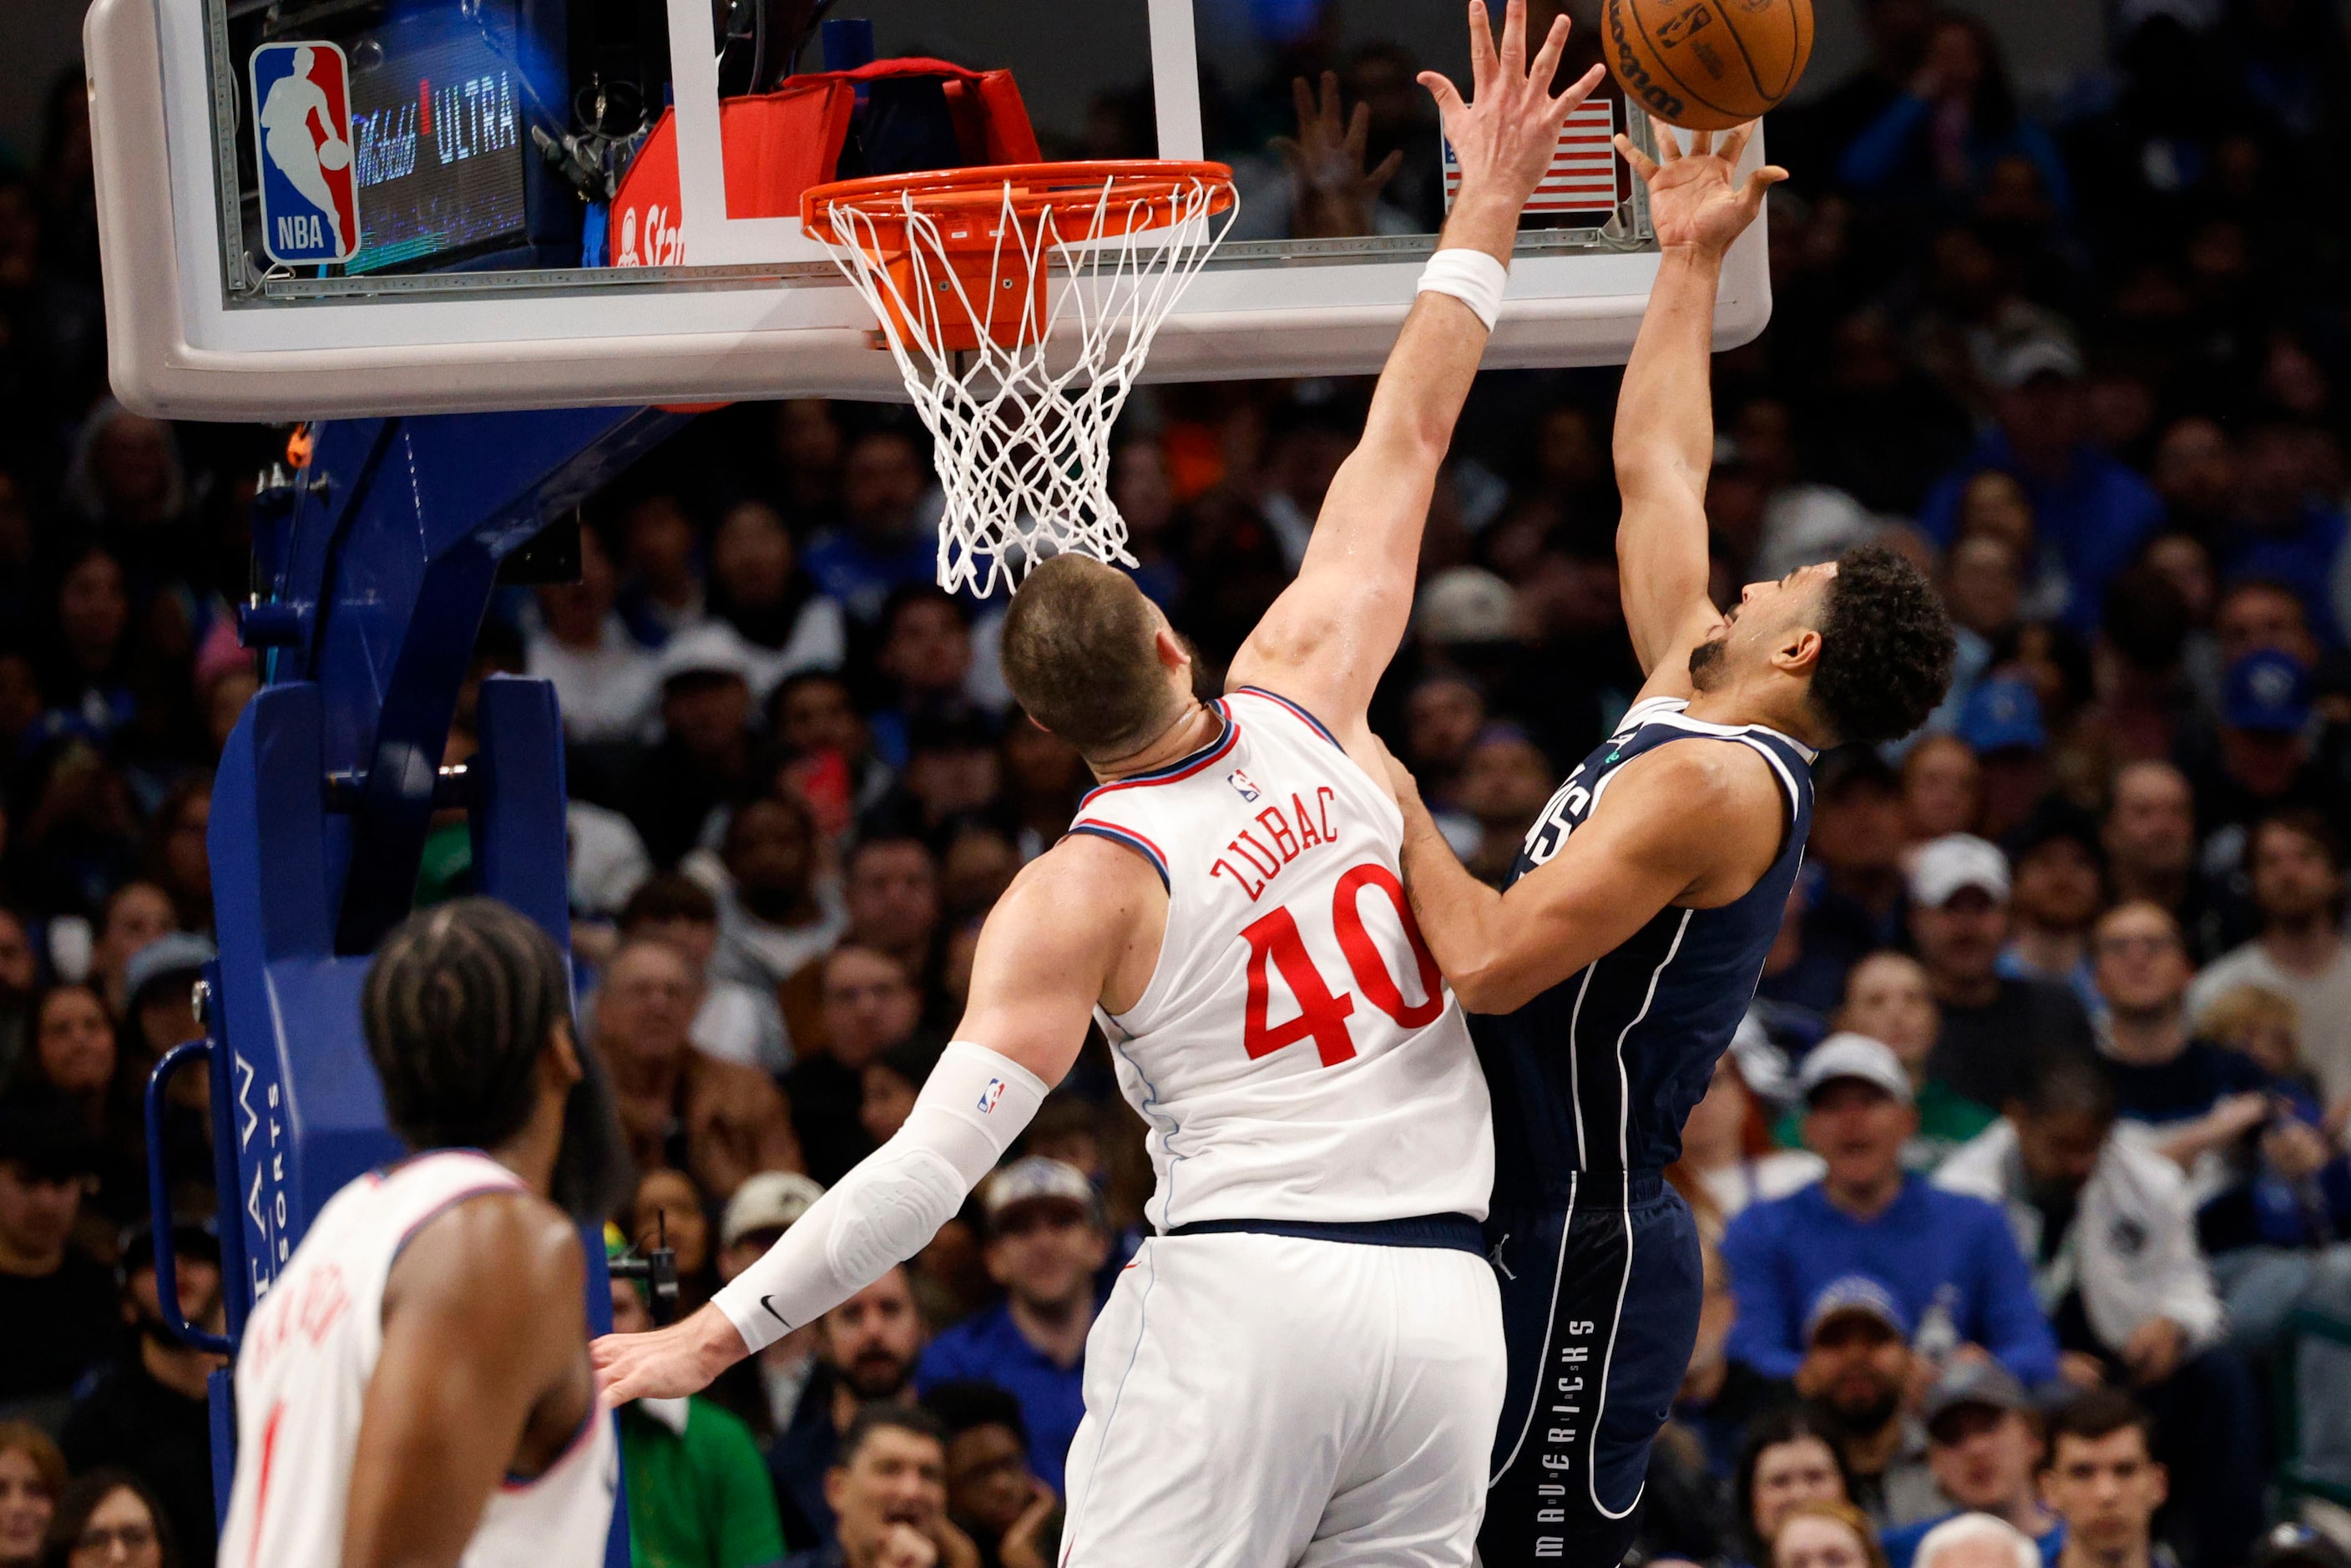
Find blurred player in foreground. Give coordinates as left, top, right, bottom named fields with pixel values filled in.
left=217, top=898, right=629, bottom=1567
left=1383, top=125, right=1958, bottom=1565
left=594, top=3, right=1605, bottom=1560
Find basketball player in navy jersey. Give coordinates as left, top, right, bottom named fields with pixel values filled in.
left=1384, top=125, right=1958, bottom=1566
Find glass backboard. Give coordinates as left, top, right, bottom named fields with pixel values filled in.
left=86, top=0, right=1772, bottom=419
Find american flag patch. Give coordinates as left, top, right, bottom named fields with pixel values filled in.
left=1443, top=96, right=1625, bottom=216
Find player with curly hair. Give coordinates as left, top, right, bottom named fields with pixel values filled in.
left=1383, top=123, right=1955, bottom=1567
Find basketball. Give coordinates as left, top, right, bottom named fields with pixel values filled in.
left=316, top=136, right=351, bottom=172
left=1603, top=0, right=1814, bottom=131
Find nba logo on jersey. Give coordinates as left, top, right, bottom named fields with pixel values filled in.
left=1226, top=769, right=1263, bottom=802
left=978, top=1079, right=1007, bottom=1114
left=249, top=42, right=360, bottom=266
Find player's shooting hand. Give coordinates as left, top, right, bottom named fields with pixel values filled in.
left=1614, top=122, right=1786, bottom=259
left=589, top=1303, right=748, bottom=1406
left=1419, top=0, right=1605, bottom=214
left=1273, top=72, right=1405, bottom=240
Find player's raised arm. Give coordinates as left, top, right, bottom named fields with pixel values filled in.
left=1227, top=0, right=1604, bottom=742
left=1386, top=738, right=1784, bottom=1012
left=589, top=838, right=1157, bottom=1402
left=1610, top=123, right=1785, bottom=699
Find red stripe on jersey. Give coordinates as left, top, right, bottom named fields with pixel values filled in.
left=246, top=1402, right=286, bottom=1568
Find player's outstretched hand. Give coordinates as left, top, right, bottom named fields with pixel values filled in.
left=1274, top=71, right=1405, bottom=239
left=1420, top=0, right=1605, bottom=213
left=1612, top=122, right=1787, bottom=258
left=590, top=1305, right=747, bottom=1406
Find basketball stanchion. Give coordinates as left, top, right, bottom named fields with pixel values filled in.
left=802, top=160, right=1238, bottom=596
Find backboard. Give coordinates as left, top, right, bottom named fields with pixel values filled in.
left=85, top=0, right=1773, bottom=420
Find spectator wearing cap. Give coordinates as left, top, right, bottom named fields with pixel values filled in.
left=706, top=1171, right=828, bottom=1444
left=1953, top=680, right=2049, bottom=846
left=614, top=623, right=765, bottom=867
left=1828, top=953, right=1995, bottom=1171
left=923, top=1382, right=1058, bottom=1568
left=1879, top=1363, right=2060, bottom=1568
left=1919, top=340, right=2164, bottom=637
left=1995, top=804, right=2106, bottom=1014
left=523, top=522, right=660, bottom=746
left=2189, top=810, right=2351, bottom=1112
left=1910, top=835, right=2096, bottom=1111
left=1787, top=1276, right=1942, bottom=1528
left=1723, top=1034, right=2060, bottom=1395
left=2196, top=651, right=2324, bottom=850
left=1935, top=1059, right=2262, bottom=1568
left=593, top=938, right=801, bottom=1204
left=60, top=1215, right=225, bottom=1568
left=619, top=874, right=790, bottom=1075
left=0, top=1093, right=114, bottom=1409
left=605, top=1238, right=789, bottom=1568
left=916, top=1160, right=1108, bottom=1495
left=2037, top=1393, right=2172, bottom=1568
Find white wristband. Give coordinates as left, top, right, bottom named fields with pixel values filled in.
left=1415, top=248, right=1509, bottom=331
left=709, top=1039, right=1048, bottom=1353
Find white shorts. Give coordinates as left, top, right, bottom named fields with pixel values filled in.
left=1057, top=1231, right=1506, bottom=1567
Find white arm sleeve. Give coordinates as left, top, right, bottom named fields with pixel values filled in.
left=710, top=1040, right=1048, bottom=1353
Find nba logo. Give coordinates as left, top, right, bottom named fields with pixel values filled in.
left=1227, top=769, right=1262, bottom=802
left=250, top=42, right=361, bottom=265
left=977, top=1080, right=1007, bottom=1114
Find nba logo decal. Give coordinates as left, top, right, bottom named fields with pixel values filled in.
left=250, top=42, right=360, bottom=265
left=1227, top=769, right=1263, bottom=803
left=977, top=1079, right=1007, bottom=1114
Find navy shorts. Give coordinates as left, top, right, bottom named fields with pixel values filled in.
left=1481, top=1171, right=1702, bottom=1567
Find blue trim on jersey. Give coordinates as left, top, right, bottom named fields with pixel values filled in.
left=1077, top=700, right=1236, bottom=806
left=1162, top=1212, right=1484, bottom=1253
left=1232, top=685, right=1342, bottom=750
left=1065, top=823, right=1171, bottom=888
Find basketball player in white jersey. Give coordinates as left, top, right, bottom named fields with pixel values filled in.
left=594, top=4, right=1600, bottom=1560
left=218, top=898, right=628, bottom=1568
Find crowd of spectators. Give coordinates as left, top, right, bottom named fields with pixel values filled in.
left=6, top=0, right=2351, bottom=1562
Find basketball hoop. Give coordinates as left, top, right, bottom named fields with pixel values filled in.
left=802, top=160, right=1237, bottom=596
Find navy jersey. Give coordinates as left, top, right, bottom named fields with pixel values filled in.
left=1473, top=695, right=1817, bottom=1195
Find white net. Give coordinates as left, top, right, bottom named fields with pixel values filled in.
left=815, top=168, right=1237, bottom=597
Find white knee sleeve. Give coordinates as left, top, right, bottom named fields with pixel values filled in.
left=711, top=1040, right=1047, bottom=1353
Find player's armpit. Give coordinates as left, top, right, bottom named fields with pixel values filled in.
left=1402, top=743, right=1779, bottom=1012
left=953, top=833, right=1166, bottom=1076
left=346, top=1192, right=589, bottom=1568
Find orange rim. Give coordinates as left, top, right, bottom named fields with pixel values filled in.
left=801, top=159, right=1235, bottom=241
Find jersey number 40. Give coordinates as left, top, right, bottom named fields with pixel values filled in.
left=1240, top=863, right=1446, bottom=1067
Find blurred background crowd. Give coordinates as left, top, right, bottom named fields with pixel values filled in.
left=7, top=0, right=2351, bottom=1565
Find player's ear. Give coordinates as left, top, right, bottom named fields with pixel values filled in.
left=1773, top=627, right=1823, bottom=676
left=544, top=1018, right=585, bottom=1090
left=1154, top=624, right=1191, bottom=671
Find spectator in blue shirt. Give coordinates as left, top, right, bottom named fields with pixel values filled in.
left=802, top=429, right=941, bottom=628
left=1920, top=341, right=2163, bottom=635
left=917, top=1159, right=1108, bottom=1495
left=1723, top=1035, right=2060, bottom=1389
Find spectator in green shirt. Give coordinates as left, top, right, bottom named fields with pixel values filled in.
left=609, top=1248, right=787, bottom=1568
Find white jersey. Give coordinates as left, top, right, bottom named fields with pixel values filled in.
left=1072, top=686, right=1492, bottom=1229
left=217, top=1151, right=617, bottom=1568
